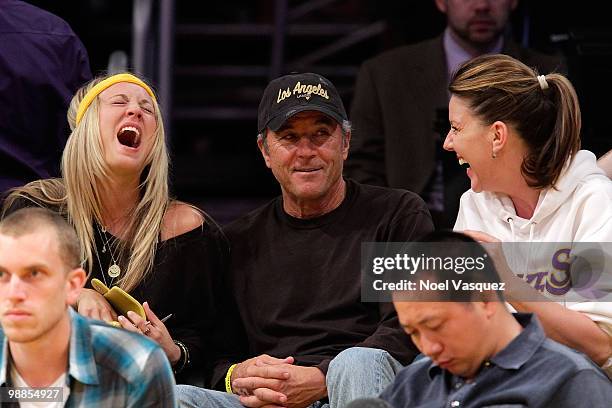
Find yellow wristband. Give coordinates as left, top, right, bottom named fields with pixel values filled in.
left=225, top=363, right=238, bottom=394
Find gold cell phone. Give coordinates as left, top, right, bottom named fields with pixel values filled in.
left=91, top=278, right=146, bottom=327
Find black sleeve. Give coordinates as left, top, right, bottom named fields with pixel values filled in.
left=313, top=300, right=419, bottom=375
left=155, top=222, right=220, bottom=383
left=362, top=196, right=433, bottom=365
left=203, top=225, right=249, bottom=391
left=353, top=302, right=419, bottom=366
left=345, top=61, right=388, bottom=186
left=167, top=222, right=247, bottom=387
left=545, top=369, right=612, bottom=407
left=388, top=193, right=435, bottom=242
left=160, top=232, right=213, bottom=383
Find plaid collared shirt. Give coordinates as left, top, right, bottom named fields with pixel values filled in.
left=0, top=308, right=177, bottom=407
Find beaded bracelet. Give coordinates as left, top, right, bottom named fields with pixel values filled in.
left=173, top=340, right=190, bottom=374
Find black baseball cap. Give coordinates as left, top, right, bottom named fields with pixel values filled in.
left=257, top=72, right=348, bottom=134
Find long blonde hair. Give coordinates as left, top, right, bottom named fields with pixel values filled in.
left=3, top=73, right=170, bottom=292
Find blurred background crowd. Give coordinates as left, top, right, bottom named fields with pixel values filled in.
left=4, top=0, right=611, bottom=224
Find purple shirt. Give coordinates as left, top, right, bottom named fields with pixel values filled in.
left=0, top=0, right=91, bottom=196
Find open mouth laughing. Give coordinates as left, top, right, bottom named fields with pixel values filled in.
left=117, top=126, right=141, bottom=149
left=458, top=157, right=470, bottom=168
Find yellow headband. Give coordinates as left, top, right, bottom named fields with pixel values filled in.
left=75, top=73, right=156, bottom=125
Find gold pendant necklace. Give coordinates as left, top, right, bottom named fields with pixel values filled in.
left=108, top=263, right=121, bottom=278
left=96, top=222, right=121, bottom=279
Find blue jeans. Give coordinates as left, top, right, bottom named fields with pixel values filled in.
left=177, top=347, right=404, bottom=408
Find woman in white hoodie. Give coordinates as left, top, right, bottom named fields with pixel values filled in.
left=443, top=54, right=612, bottom=374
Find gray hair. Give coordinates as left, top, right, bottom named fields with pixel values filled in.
left=340, top=119, right=352, bottom=136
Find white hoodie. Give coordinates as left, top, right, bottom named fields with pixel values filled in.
left=455, top=150, right=612, bottom=243
left=455, top=150, right=612, bottom=372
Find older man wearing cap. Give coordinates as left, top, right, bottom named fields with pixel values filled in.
left=178, top=73, right=433, bottom=408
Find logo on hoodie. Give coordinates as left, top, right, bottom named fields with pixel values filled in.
left=516, top=246, right=610, bottom=300
left=516, top=248, right=572, bottom=296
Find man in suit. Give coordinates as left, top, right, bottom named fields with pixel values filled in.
left=346, top=0, right=563, bottom=229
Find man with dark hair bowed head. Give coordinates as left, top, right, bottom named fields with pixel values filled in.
left=178, top=73, right=433, bottom=408
left=0, top=208, right=177, bottom=407
left=346, top=0, right=563, bottom=229
left=372, top=231, right=612, bottom=408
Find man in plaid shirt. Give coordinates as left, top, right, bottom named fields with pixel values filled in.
left=0, top=207, right=176, bottom=407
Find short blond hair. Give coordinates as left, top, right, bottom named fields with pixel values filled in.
left=0, top=207, right=80, bottom=271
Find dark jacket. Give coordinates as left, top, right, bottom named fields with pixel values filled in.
left=0, top=0, right=91, bottom=196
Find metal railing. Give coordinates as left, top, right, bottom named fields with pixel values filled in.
left=131, top=0, right=175, bottom=142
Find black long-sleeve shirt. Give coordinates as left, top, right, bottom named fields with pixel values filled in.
left=212, top=179, right=434, bottom=388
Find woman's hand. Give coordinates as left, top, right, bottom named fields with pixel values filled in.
left=462, top=230, right=507, bottom=274
left=462, top=230, right=546, bottom=301
left=77, top=288, right=118, bottom=322
left=118, top=301, right=181, bottom=364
